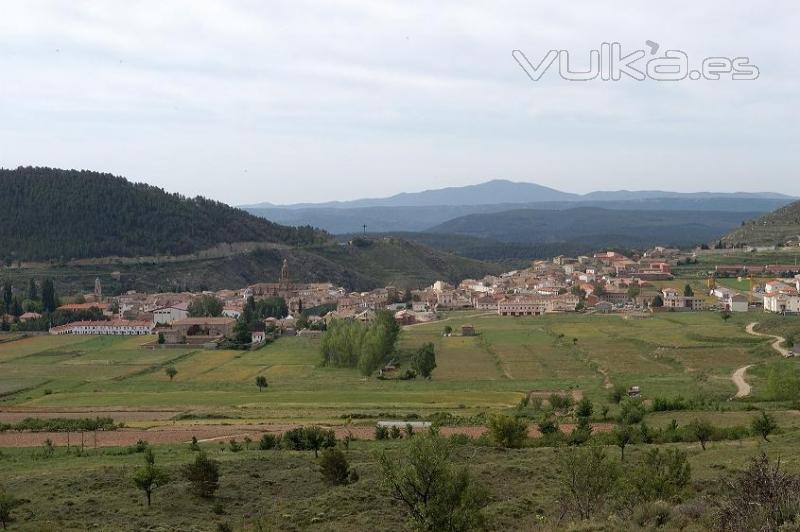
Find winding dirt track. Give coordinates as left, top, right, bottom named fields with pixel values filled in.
left=731, top=322, right=793, bottom=398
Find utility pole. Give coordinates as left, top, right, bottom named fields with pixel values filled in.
left=362, top=224, right=367, bottom=234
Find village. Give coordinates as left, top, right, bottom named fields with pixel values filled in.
left=24, top=247, right=800, bottom=347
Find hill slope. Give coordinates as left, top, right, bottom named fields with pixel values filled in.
left=0, top=167, right=501, bottom=291
left=721, top=201, right=800, bottom=247
left=0, top=167, right=326, bottom=261
left=428, top=207, right=760, bottom=249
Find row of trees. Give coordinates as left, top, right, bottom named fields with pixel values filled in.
left=0, top=278, right=58, bottom=317
left=320, top=311, right=400, bottom=376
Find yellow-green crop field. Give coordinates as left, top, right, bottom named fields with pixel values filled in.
left=0, top=311, right=798, bottom=424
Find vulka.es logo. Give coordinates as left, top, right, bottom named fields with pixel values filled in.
left=512, top=42, right=759, bottom=81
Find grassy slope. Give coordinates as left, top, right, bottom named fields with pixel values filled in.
left=2, top=430, right=800, bottom=530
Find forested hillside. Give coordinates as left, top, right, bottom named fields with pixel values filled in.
left=721, top=200, right=800, bottom=247
left=0, top=167, right=327, bottom=261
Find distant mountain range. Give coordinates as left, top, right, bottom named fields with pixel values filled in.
left=242, top=179, right=794, bottom=239
left=243, top=179, right=793, bottom=210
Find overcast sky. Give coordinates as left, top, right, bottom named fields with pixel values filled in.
left=0, top=1, right=797, bottom=205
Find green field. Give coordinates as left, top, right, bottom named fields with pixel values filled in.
left=0, top=311, right=797, bottom=422
left=2, top=311, right=800, bottom=530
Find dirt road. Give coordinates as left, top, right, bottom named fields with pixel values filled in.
left=746, top=322, right=792, bottom=357
left=731, top=364, right=753, bottom=398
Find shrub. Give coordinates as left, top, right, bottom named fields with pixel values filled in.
left=0, top=485, right=22, bottom=529
left=182, top=452, right=220, bottom=498
left=189, top=436, right=200, bottom=452
left=751, top=411, right=778, bottom=442
left=488, top=414, right=528, bottom=448
left=575, top=397, right=593, bottom=418
left=282, top=427, right=336, bottom=456
left=319, top=447, right=351, bottom=485
left=558, top=445, right=619, bottom=520
left=609, top=384, right=627, bottom=404
left=687, top=419, right=714, bottom=450
left=375, top=425, right=390, bottom=440
left=651, top=396, right=688, bottom=412
left=619, top=398, right=646, bottom=424
left=632, top=500, right=673, bottom=528
left=228, top=439, right=242, bottom=452
left=549, top=394, right=573, bottom=411
left=537, top=415, right=559, bottom=435
left=390, top=426, right=402, bottom=439
left=625, top=448, right=691, bottom=502
left=715, top=452, right=800, bottom=530
left=379, top=431, right=487, bottom=531
left=259, top=433, right=280, bottom=450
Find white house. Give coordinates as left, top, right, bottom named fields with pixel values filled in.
left=764, top=287, right=800, bottom=314
left=152, top=303, right=190, bottom=325
left=722, top=293, right=749, bottom=312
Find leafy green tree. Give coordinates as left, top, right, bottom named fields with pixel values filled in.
left=688, top=418, right=714, bottom=450
left=303, top=426, right=334, bottom=458
left=319, top=447, right=351, bottom=485
left=651, top=294, right=664, bottom=308
left=379, top=431, right=487, bottom=531
left=27, top=279, right=37, bottom=301
left=9, top=298, right=22, bottom=318
left=613, top=423, right=634, bottom=461
left=164, top=366, right=177, bottom=381
left=2, top=282, right=11, bottom=313
left=231, top=318, right=251, bottom=345
left=255, top=375, right=268, bottom=391
left=683, top=284, right=694, bottom=297
left=751, top=411, right=778, bottom=442
left=413, top=342, right=437, bottom=378
left=157, top=332, right=165, bottom=345
left=132, top=449, right=170, bottom=506
left=488, top=414, right=528, bottom=448
left=558, top=445, right=619, bottom=520
left=443, top=325, right=453, bottom=336
left=41, top=279, right=58, bottom=313
left=187, top=295, right=223, bottom=317
left=182, top=452, right=220, bottom=498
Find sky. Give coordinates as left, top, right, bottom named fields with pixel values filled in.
left=0, top=1, right=798, bottom=205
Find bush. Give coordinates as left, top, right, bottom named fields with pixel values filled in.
left=182, top=452, right=220, bottom=498
left=319, top=447, right=351, bottom=485
left=259, top=433, right=280, bottom=450
left=619, top=398, right=646, bottom=424
left=282, top=426, right=336, bottom=456
left=751, top=411, right=778, bottom=442
left=390, top=426, right=402, bottom=439
left=651, top=396, right=688, bottom=412
left=375, top=425, right=390, bottom=440
left=488, top=414, right=528, bottom=448
left=0, top=485, right=22, bottom=529
left=625, top=448, right=691, bottom=502
left=379, top=431, right=487, bottom=531
left=632, top=500, right=673, bottom=528
left=575, top=397, right=593, bottom=418
left=549, top=394, right=573, bottom=411
left=537, top=415, right=559, bottom=436
left=228, top=439, right=242, bottom=452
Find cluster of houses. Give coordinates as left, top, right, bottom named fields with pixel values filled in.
left=43, top=249, right=800, bottom=338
